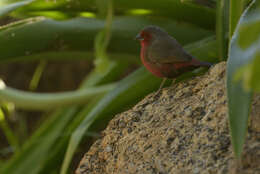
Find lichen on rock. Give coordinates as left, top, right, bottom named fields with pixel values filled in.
left=76, top=62, right=260, bottom=174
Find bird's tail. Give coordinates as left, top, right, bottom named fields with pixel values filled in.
left=191, top=58, right=212, bottom=68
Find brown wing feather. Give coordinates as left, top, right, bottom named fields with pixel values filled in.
left=147, top=35, right=193, bottom=64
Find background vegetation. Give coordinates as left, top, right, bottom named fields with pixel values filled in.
left=0, top=0, right=259, bottom=173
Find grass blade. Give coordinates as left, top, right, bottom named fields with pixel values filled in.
left=0, top=108, right=20, bottom=151
left=216, top=0, right=229, bottom=60
left=0, top=107, right=79, bottom=174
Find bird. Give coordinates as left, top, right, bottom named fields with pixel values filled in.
left=135, top=25, right=212, bottom=94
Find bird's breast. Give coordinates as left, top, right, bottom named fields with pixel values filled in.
left=140, top=41, right=194, bottom=78
left=140, top=41, right=165, bottom=78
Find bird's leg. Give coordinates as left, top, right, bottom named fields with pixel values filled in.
left=171, top=79, right=176, bottom=86
left=154, top=78, right=167, bottom=96
left=158, top=78, right=167, bottom=92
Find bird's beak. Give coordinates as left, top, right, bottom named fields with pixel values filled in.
left=135, top=33, right=143, bottom=41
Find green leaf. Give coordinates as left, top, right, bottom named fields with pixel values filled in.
left=13, top=0, right=215, bottom=29
left=0, top=16, right=212, bottom=63
left=0, top=80, right=115, bottom=110
left=233, top=4, right=260, bottom=92
left=94, top=0, right=113, bottom=73
left=0, top=57, right=129, bottom=174
left=250, top=54, right=260, bottom=91
left=216, top=0, right=229, bottom=60
left=0, top=108, right=20, bottom=151
left=181, top=0, right=216, bottom=8
left=38, top=97, right=103, bottom=174
left=0, top=107, right=79, bottom=174
left=0, top=0, right=35, bottom=17
left=237, top=15, right=260, bottom=49
left=227, top=0, right=257, bottom=158
left=229, top=0, right=247, bottom=39
left=29, top=60, right=47, bottom=91
left=185, top=36, right=218, bottom=63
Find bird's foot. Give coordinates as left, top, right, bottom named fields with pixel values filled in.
left=171, top=79, right=176, bottom=87
left=152, top=78, right=167, bottom=99
left=153, top=88, right=162, bottom=98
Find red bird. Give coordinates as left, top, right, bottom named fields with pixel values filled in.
left=136, top=25, right=212, bottom=92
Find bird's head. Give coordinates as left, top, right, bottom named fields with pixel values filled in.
left=135, top=25, right=168, bottom=44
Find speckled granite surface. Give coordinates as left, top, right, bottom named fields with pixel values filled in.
left=76, top=62, right=260, bottom=174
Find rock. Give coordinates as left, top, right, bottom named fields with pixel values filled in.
left=76, top=62, right=260, bottom=174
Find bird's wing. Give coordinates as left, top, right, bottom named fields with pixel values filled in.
left=147, top=36, right=193, bottom=64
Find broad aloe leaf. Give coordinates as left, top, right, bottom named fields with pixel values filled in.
left=234, top=55, right=260, bottom=92
left=234, top=0, right=260, bottom=92
left=61, top=36, right=218, bottom=174
left=0, top=0, right=35, bottom=17
left=240, top=56, right=260, bottom=91
left=181, top=0, right=216, bottom=8
left=185, top=36, right=217, bottom=63
left=227, top=0, right=257, bottom=158
left=13, top=0, right=215, bottom=29
left=229, top=0, right=247, bottom=38
left=0, top=16, right=212, bottom=63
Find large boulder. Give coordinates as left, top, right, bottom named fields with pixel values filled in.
left=76, top=62, right=260, bottom=174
